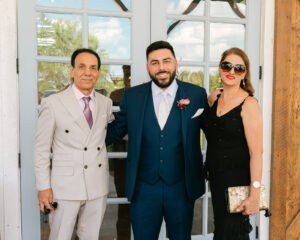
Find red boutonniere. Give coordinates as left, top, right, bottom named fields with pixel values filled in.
left=177, top=99, right=190, bottom=110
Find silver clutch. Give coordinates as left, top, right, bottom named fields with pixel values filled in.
left=226, top=185, right=269, bottom=214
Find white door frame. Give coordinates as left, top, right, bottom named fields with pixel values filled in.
left=0, top=0, right=21, bottom=240
left=16, top=0, right=266, bottom=239
left=18, top=0, right=40, bottom=238
left=17, top=0, right=151, bottom=239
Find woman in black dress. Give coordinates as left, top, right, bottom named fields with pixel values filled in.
left=203, top=48, right=262, bottom=240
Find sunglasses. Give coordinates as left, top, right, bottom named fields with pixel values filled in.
left=220, top=61, right=246, bottom=75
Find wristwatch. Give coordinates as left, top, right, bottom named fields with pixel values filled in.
left=251, top=181, right=261, bottom=188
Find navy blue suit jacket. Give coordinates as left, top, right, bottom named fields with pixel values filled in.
left=106, top=80, right=209, bottom=201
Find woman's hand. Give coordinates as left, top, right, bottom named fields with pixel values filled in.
left=236, top=189, right=260, bottom=215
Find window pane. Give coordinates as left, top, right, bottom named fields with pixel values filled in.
left=208, top=197, right=214, bottom=233
left=89, top=16, right=131, bottom=59
left=37, top=0, right=81, bottom=8
left=210, top=23, right=245, bottom=62
left=38, top=62, right=70, bottom=104
left=167, top=21, right=204, bottom=61
left=210, top=0, right=246, bottom=19
left=167, top=0, right=205, bottom=15
left=96, top=65, right=131, bottom=98
left=38, top=63, right=130, bottom=104
left=177, top=66, right=204, bottom=87
left=99, top=204, right=131, bottom=240
left=104, top=64, right=130, bottom=155
left=209, top=67, right=222, bottom=93
left=37, top=13, right=82, bottom=57
left=192, top=198, right=203, bottom=235
left=88, top=0, right=131, bottom=11
left=106, top=158, right=131, bottom=240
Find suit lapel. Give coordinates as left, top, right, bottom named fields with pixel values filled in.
left=58, top=86, right=91, bottom=136
left=135, top=82, right=151, bottom=152
left=92, top=94, right=100, bottom=129
left=177, top=80, right=189, bottom=147
left=91, top=93, right=105, bottom=131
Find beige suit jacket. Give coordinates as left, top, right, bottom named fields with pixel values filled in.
left=34, top=86, right=114, bottom=200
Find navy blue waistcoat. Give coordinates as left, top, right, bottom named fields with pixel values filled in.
left=138, top=90, right=185, bottom=185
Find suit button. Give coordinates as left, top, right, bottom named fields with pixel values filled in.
left=98, top=164, right=102, bottom=167
left=84, top=147, right=87, bottom=151
left=160, top=160, right=163, bottom=163
left=97, top=147, right=100, bottom=151
left=160, top=134, right=164, bottom=138
left=65, top=130, right=69, bottom=133
left=84, top=165, right=88, bottom=169
left=160, top=147, right=163, bottom=150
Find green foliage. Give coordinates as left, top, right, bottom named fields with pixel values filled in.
left=37, top=13, right=115, bottom=97
left=37, top=12, right=223, bottom=98
left=177, top=69, right=204, bottom=87
left=177, top=68, right=222, bottom=93
left=209, top=69, right=222, bottom=93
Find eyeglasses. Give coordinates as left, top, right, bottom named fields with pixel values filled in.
left=220, top=61, right=246, bottom=75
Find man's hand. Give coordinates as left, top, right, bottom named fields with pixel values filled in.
left=38, top=188, right=53, bottom=212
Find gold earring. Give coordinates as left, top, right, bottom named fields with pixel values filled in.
left=242, top=79, right=246, bottom=87
left=218, top=77, right=221, bottom=83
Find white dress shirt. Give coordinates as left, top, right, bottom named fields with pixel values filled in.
left=72, top=84, right=96, bottom=121
left=151, top=80, right=178, bottom=120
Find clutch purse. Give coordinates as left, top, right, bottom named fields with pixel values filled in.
left=225, top=185, right=272, bottom=217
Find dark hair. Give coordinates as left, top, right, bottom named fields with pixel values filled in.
left=146, top=41, right=176, bottom=59
left=71, top=48, right=101, bottom=70
left=219, top=47, right=254, bottom=95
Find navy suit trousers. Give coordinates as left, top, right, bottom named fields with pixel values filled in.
left=130, top=180, right=194, bottom=240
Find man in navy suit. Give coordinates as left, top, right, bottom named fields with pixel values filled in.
left=106, top=41, right=208, bottom=240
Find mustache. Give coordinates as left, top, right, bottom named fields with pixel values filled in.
left=156, top=71, right=169, bottom=75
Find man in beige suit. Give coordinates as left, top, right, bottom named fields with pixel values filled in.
left=35, top=48, right=113, bottom=240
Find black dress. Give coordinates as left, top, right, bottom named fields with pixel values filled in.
left=203, top=94, right=253, bottom=240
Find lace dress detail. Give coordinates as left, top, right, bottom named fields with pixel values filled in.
left=203, top=93, right=253, bottom=240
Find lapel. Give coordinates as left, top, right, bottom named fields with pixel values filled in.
left=135, top=82, right=151, bottom=151
left=92, top=92, right=105, bottom=130
left=58, top=86, right=91, bottom=138
left=176, top=79, right=189, bottom=147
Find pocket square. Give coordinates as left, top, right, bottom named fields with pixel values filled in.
left=191, top=108, right=204, bottom=119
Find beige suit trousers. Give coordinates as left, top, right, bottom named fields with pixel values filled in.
left=49, top=196, right=107, bottom=240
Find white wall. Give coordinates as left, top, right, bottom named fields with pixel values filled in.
left=0, top=0, right=21, bottom=239
left=258, top=0, right=275, bottom=239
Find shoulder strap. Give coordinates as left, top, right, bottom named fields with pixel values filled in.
left=240, top=94, right=254, bottom=106
left=216, top=88, right=223, bottom=99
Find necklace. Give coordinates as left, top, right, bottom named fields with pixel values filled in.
left=217, top=95, right=224, bottom=116
left=217, top=90, right=241, bottom=117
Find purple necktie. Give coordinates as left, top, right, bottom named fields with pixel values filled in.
left=82, top=97, right=93, bottom=128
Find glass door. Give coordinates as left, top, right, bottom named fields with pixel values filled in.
left=151, top=0, right=260, bottom=239
left=18, top=0, right=149, bottom=239
left=18, top=0, right=260, bottom=239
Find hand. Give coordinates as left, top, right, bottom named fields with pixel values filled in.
left=38, top=188, right=53, bottom=213
left=236, top=194, right=260, bottom=215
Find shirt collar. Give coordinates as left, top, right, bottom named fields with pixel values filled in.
left=72, top=84, right=96, bottom=101
left=151, top=79, right=178, bottom=97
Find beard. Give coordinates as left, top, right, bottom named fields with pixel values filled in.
left=149, top=70, right=176, bottom=89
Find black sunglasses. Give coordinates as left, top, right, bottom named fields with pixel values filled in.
left=220, top=61, right=246, bottom=75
